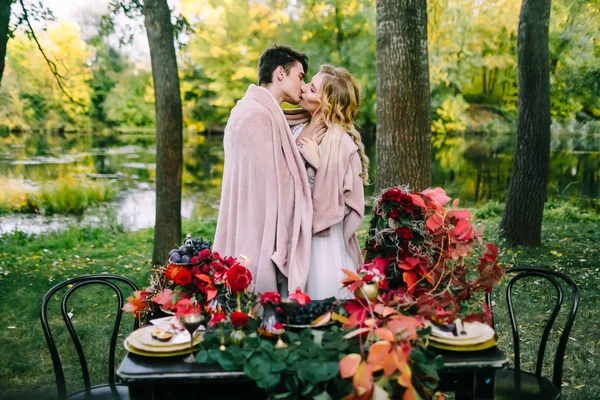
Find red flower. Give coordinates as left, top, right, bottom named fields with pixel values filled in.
left=261, top=292, right=281, bottom=305
left=289, top=287, right=311, bottom=305
left=198, top=249, right=211, bottom=259
left=174, top=268, right=192, bottom=286
left=230, top=311, right=249, bottom=328
left=396, top=227, right=413, bottom=240
left=165, top=264, right=184, bottom=281
left=225, top=265, right=253, bottom=293
left=208, top=313, right=226, bottom=328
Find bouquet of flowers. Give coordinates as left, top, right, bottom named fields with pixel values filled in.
left=364, top=186, right=503, bottom=324
left=123, top=235, right=254, bottom=320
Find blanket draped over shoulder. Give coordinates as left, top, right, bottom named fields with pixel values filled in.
left=214, top=86, right=313, bottom=293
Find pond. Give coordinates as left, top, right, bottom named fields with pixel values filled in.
left=0, top=130, right=597, bottom=235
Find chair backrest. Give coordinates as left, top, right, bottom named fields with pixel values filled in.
left=40, top=274, right=139, bottom=399
left=504, top=267, right=580, bottom=389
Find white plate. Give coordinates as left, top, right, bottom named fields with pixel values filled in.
left=428, top=320, right=487, bottom=341
left=429, top=323, right=495, bottom=346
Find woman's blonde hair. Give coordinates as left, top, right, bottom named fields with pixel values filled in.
left=318, top=64, right=370, bottom=185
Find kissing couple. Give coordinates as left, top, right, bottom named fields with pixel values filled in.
left=213, top=45, right=369, bottom=300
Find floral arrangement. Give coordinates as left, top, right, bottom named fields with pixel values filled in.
left=123, top=236, right=255, bottom=321
left=364, top=186, right=503, bottom=324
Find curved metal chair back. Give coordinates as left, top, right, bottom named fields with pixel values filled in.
left=40, top=274, right=139, bottom=399
left=505, top=267, right=580, bottom=389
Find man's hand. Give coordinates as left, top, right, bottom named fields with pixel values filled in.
left=298, top=137, right=320, bottom=169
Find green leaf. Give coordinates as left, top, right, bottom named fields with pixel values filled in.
left=313, top=391, right=334, bottom=400
left=300, top=383, right=315, bottom=395
left=270, top=361, right=287, bottom=373
left=284, top=375, right=299, bottom=393
left=195, top=349, right=209, bottom=363
left=273, top=392, right=292, bottom=399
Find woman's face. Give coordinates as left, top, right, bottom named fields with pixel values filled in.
left=299, top=73, right=324, bottom=115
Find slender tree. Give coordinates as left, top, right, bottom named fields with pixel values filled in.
left=0, top=0, right=12, bottom=87
left=500, top=0, right=552, bottom=247
left=375, top=0, right=431, bottom=192
left=143, top=0, right=184, bottom=264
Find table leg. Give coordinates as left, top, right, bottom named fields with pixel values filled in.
left=472, top=370, right=495, bottom=399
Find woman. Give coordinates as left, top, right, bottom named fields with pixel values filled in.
left=286, top=65, right=369, bottom=300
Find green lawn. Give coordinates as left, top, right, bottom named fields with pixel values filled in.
left=0, top=205, right=598, bottom=399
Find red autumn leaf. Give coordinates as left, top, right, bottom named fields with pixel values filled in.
left=410, top=193, right=427, bottom=210
left=403, top=271, right=419, bottom=294
left=421, top=187, right=451, bottom=206
left=374, top=304, right=398, bottom=318
left=153, top=289, right=174, bottom=308
left=452, top=198, right=460, bottom=209
left=341, top=269, right=366, bottom=293
left=122, top=290, right=146, bottom=316
left=426, top=214, right=444, bottom=232
left=340, top=353, right=362, bottom=378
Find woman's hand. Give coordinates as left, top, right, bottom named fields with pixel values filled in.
left=298, top=137, right=320, bottom=169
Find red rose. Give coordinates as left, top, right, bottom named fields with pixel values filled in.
left=225, top=265, right=253, bottom=293
left=388, top=208, right=399, bottom=219
left=198, top=249, right=211, bottom=259
left=261, top=292, right=281, bottom=305
left=396, top=227, right=413, bottom=240
left=165, top=264, right=183, bottom=281
left=230, top=311, right=249, bottom=328
left=174, top=268, right=192, bottom=286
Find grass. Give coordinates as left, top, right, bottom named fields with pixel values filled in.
left=0, top=176, right=114, bottom=216
left=0, top=205, right=598, bottom=399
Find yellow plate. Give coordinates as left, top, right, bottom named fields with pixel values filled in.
left=428, top=335, right=498, bottom=352
left=124, top=339, right=197, bottom=357
left=127, top=327, right=202, bottom=352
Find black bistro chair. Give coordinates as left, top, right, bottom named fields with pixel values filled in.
left=40, top=274, right=140, bottom=400
left=493, top=267, right=580, bottom=400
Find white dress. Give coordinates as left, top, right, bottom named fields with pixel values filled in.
left=292, top=123, right=357, bottom=300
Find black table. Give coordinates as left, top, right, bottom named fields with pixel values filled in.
left=117, top=346, right=507, bottom=399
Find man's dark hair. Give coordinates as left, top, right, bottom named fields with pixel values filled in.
left=258, top=45, right=308, bottom=86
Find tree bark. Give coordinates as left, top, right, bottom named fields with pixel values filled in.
left=143, top=0, right=183, bottom=265
left=375, top=0, right=431, bottom=192
left=0, top=0, right=11, bottom=87
left=500, top=0, right=551, bottom=247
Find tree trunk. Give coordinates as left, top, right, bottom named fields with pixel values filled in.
left=0, top=0, right=11, bottom=87
left=375, top=0, right=431, bottom=192
left=143, top=0, right=184, bottom=265
left=500, top=0, right=551, bottom=247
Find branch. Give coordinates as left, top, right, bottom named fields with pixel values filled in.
left=18, top=0, right=84, bottom=106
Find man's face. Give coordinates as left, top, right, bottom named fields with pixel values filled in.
left=280, top=62, right=306, bottom=105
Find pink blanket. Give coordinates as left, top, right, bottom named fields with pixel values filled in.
left=214, top=85, right=313, bottom=293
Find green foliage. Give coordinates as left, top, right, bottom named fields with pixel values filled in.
left=103, top=69, right=156, bottom=127
left=196, top=327, right=354, bottom=399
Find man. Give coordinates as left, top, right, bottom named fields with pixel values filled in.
left=214, top=45, right=323, bottom=294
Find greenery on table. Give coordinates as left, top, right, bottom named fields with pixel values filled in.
left=195, top=325, right=443, bottom=400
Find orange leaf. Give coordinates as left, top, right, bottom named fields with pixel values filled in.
left=403, top=271, right=418, bottom=295
left=367, top=341, right=392, bottom=371
left=341, top=269, right=365, bottom=292
left=394, top=348, right=412, bottom=388
left=374, top=304, right=398, bottom=317
left=426, top=214, right=444, bottom=232
left=382, top=349, right=398, bottom=377
left=340, top=353, right=362, bottom=379
left=375, top=328, right=395, bottom=342
left=353, top=361, right=373, bottom=396
left=410, top=193, right=427, bottom=210
left=388, top=315, right=422, bottom=340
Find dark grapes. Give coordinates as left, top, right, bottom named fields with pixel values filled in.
left=288, top=301, right=329, bottom=325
